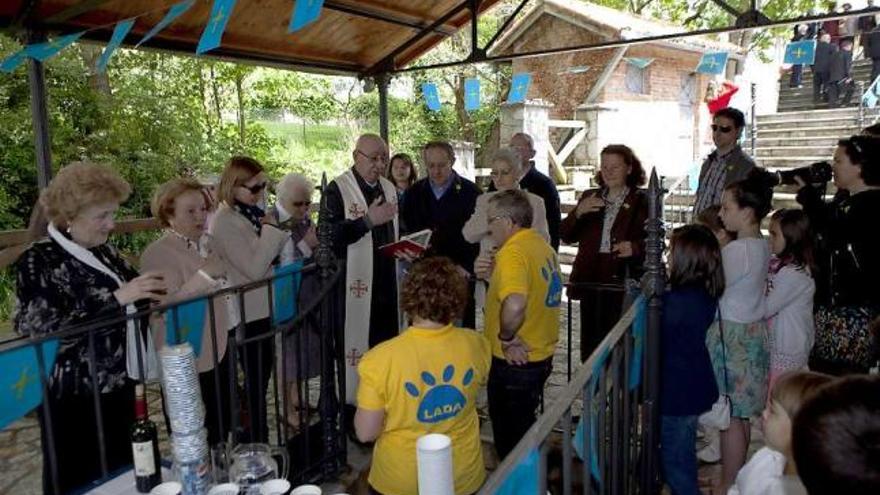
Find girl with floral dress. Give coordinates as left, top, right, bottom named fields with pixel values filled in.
left=710, top=170, right=775, bottom=492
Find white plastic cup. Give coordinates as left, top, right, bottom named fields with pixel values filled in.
left=289, top=483, right=320, bottom=495
left=416, top=433, right=454, bottom=495
left=150, top=481, right=183, bottom=495
left=208, top=483, right=240, bottom=495
left=262, top=479, right=292, bottom=495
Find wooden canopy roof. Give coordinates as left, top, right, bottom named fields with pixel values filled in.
left=0, top=0, right=502, bottom=75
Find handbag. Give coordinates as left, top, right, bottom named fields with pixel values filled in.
left=699, top=310, right=731, bottom=430
left=812, top=305, right=879, bottom=373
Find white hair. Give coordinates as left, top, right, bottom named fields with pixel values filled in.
left=276, top=173, right=314, bottom=205
left=492, top=147, right=524, bottom=174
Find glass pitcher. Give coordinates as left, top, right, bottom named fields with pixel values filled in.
left=218, top=443, right=289, bottom=494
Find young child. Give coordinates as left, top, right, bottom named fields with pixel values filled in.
left=729, top=371, right=832, bottom=495
left=660, top=225, right=726, bottom=495
left=695, top=205, right=735, bottom=248
left=793, top=375, right=880, bottom=495
left=693, top=205, right=736, bottom=465
left=711, top=170, right=775, bottom=490
left=765, top=209, right=816, bottom=391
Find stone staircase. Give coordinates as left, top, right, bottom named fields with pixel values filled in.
left=777, top=58, right=873, bottom=112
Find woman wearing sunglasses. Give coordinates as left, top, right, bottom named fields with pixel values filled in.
left=211, top=155, right=289, bottom=442
left=267, top=172, right=321, bottom=430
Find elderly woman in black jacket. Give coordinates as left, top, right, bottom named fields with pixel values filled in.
left=15, top=162, right=166, bottom=494
left=796, top=135, right=880, bottom=374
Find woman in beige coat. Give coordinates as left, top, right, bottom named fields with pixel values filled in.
left=210, top=156, right=288, bottom=443
left=463, top=148, right=549, bottom=310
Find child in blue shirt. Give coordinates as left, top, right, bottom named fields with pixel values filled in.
left=660, top=224, right=725, bottom=495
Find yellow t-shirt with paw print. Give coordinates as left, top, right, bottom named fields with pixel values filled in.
left=485, top=228, right=562, bottom=361
left=357, top=324, right=491, bottom=495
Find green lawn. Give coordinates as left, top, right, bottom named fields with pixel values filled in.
left=258, top=120, right=349, bottom=150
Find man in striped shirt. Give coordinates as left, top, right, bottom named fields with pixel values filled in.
left=692, top=107, right=757, bottom=217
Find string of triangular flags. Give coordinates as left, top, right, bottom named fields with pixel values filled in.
left=1, top=0, right=326, bottom=74
left=422, top=72, right=533, bottom=112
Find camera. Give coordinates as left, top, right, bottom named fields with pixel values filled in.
left=773, top=161, right=833, bottom=186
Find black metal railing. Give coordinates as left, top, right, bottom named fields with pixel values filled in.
left=0, top=259, right=348, bottom=492
left=479, top=170, right=666, bottom=495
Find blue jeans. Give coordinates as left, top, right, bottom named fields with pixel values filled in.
left=661, top=415, right=701, bottom=495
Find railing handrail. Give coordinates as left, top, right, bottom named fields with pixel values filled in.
left=477, top=299, right=641, bottom=494
left=0, top=259, right=345, bottom=352
left=0, top=217, right=161, bottom=249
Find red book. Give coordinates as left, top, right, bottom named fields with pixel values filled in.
left=379, top=229, right=432, bottom=258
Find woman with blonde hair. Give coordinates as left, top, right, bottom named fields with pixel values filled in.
left=15, top=162, right=167, bottom=494
left=210, top=156, right=288, bottom=442
left=141, top=177, right=234, bottom=446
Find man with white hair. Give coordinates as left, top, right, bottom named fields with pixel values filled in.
left=319, top=134, right=400, bottom=411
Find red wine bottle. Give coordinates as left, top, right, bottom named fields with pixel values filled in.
left=131, top=384, right=161, bottom=492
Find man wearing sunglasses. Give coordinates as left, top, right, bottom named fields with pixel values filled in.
left=320, top=134, right=402, bottom=419
left=692, top=107, right=757, bottom=216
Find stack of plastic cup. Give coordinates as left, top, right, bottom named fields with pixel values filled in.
left=160, top=344, right=211, bottom=495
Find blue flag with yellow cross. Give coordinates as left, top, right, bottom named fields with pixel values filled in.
left=0, top=339, right=60, bottom=430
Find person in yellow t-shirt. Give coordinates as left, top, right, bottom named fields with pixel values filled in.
left=355, top=256, right=492, bottom=495
left=475, top=189, right=562, bottom=460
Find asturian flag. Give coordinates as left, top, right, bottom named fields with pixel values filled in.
left=97, top=19, right=135, bottom=73
left=507, top=73, right=532, bottom=104
left=0, top=339, right=59, bottom=430
left=422, top=82, right=442, bottom=112
left=695, top=52, right=729, bottom=75
left=289, top=0, right=325, bottom=33
left=27, top=32, right=85, bottom=62
left=273, top=260, right=304, bottom=325
left=464, top=78, right=481, bottom=111
left=138, top=0, right=196, bottom=47
left=197, top=0, right=237, bottom=55
left=784, top=40, right=816, bottom=65
left=165, top=298, right=208, bottom=357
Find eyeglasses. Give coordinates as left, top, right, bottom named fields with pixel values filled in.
left=711, top=124, right=734, bottom=133
left=356, top=149, right=389, bottom=165
left=291, top=200, right=311, bottom=207
left=240, top=182, right=267, bottom=194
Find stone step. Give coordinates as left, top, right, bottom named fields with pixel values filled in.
left=779, top=73, right=873, bottom=88
left=753, top=145, right=835, bottom=158
left=756, top=107, right=864, bottom=123
left=754, top=136, right=844, bottom=147
left=757, top=116, right=862, bottom=130
left=755, top=125, right=862, bottom=138
left=777, top=102, right=861, bottom=112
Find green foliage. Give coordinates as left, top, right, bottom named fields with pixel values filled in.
left=249, top=71, right=340, bottom=123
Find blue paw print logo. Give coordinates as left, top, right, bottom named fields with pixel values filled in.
left=542, top=257, right=562, bottom=308
left=405, top=365, right=473, bottom=424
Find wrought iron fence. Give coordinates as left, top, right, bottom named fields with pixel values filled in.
left=480, top=170, right=665, bottom=495
left=0, top=259, right=348, bottom=493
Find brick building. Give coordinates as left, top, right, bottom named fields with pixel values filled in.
left=491, top=0, right=742, bottom=183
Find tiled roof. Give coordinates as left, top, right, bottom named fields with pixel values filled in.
left=491, top=0, right=743, bottom=56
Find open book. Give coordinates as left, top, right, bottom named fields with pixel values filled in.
left=379, top=229, right=432, bottom=258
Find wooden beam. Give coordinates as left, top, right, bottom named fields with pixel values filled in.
left=45, top=0, right=115, bottom=24
left=323, top=1, right=455, bottom=36
left=0, top=217, right=160, bottom=249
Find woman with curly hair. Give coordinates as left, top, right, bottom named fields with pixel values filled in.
left=560, top=144, right=648, bottom=360
left=15, top=162, right=167, bottom=494
left=354, top=256, right=491, bottom=495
